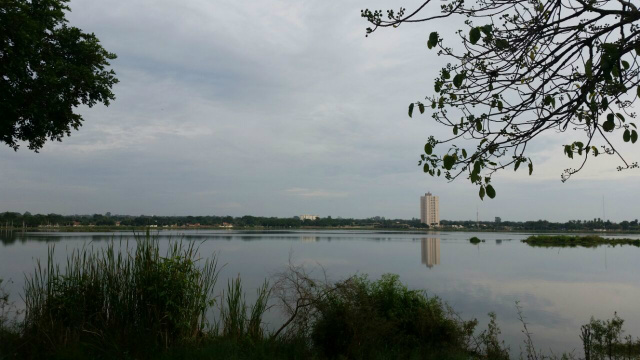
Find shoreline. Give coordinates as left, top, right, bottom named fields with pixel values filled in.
left=2, top=226, right=640, bottom=235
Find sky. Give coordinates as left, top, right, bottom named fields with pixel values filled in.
left=1, top=0, right=639, bottom=222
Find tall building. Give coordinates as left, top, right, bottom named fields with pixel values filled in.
left=420, top=192, right=440, bottom=226
left=421, top=238, right=441, bottom=268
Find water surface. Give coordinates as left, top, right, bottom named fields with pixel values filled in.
left=1, top=230, right=639, bottom=355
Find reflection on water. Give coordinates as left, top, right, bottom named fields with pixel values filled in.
left=421, top=238, right=440, bottom=268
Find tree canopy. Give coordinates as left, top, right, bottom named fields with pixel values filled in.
left=1, top=0, right=118, bottom=151
left=363, top=0, right=640, bottom=199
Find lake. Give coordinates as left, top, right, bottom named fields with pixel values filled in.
left=1, top=229, right=640, bottom=356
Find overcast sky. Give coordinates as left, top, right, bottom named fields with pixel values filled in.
left=1, top=0, right=639, bottom=221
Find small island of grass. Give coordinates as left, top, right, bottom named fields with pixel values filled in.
left=469, top=236, right=482, bottom=244
left=522, top=235, right=640, bottom=248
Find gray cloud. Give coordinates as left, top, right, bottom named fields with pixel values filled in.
left=0, top=0, right=638, bottom=220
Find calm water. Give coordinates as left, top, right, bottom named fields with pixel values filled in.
left=1, top=230, right=640, bottom=355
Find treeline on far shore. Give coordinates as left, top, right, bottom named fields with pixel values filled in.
left=1, top=211, right=640, bottom=232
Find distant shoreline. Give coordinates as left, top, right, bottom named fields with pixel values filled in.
left=2, top=225, right=640, bottom=235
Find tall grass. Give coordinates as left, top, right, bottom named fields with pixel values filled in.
left=22, top=237, right=219, bottom=353
left=219, top=276, right=271, bottom=341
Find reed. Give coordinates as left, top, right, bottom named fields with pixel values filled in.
left=220, top=276, right=271, bottom=341
left=22, top=236, right=219, bottom=353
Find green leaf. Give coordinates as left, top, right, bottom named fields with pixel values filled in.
left=473, top=161, right=482, bottom=174
left=624, top=129, right=631, bottom=142
left=462, top=149, right=467, bottom=158
left=428, top=32, right=438, bottom=49
left=585, top=59, right=593, bottom=78
left=480, top=24, right=493, bottom=36
left=601, top=97, right=608, bottom=110
left=495, top=38, right=509, bottom=50
left=419, top=103, right=425, bottom=114
left=616, top=113, right=625, bottom=122
left=514, top=160, right=520, bottom=171
left=528, top=162, right=533, bottom=175
left=476, top=120, right=482, bottom=132
left=637, top=86, right=640, bottom=98
left=469, top=27, right=481, bottom=45
left=486, top=184, right=496, bottom=199
left=632, top=130, right=638, bottom=144
left=603, top=118, right=615, bottom=132
left=423, top=163, right=430, bottom=172
left=497, top=101, right=503, bottom=111
left=408, top=103, right=414, bottom=118
left=443, top=154, right=456, bottom=170
left=453, top=125, right=458, bottom=135
left=564, top=145, right=574, bottom=159
left=479, top=186, right=485, bottom=200
left=622, top=60, right=630, bottom=70
left=424, top=143, right=433, bottom=155
left=453, top=73, right=465, bottom=88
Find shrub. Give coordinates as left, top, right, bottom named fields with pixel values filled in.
left=310, top=274, right=477, bottom=359
left=470, top=237, right=482, bottom=244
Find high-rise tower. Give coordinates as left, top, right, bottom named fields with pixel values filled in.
left=420, top=192, right=440, bottom=227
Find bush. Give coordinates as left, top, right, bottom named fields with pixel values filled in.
left=310, top=274, right=477, bottom=359
left=470, top=237, right=482, bottom=244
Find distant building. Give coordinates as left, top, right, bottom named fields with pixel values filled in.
left=421, top=238, right=441, bottom=268
left=420, top=192, right=440, bottom=227
left=495, top=217, right=502, bottom=224
left=300, top=215, right=319, bottom=221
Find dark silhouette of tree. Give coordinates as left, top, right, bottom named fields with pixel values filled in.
left=1, top=0, right=118, bottom=151
left=363, top=0, right=640, bottom=199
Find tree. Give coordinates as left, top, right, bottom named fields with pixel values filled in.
left=362, top=0, right=640, bottom=199
left=1, top=0, right=118, bottom=151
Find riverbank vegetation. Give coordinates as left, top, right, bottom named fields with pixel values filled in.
left=1, top=237, right=640, bottom=359
left=522, top=235, right=640, bottom=248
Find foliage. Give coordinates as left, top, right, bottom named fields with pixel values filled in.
left=22, top=237, right=219, bottom=354
left=470, top=236, right=482, bottom=244
left=0, top=0, right=118, bottom=151
left=362, top=0, right=640, bottom=198
left=581, top=313, right=640, bottom=360
left=311, top=274, right=478, bottom=358
left=522, top=235, right=640, bottom=248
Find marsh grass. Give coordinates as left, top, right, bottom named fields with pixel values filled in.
left=522, top=235, right=640, bottom=248
left=22, top=236, right=219, bottom=354
left=219, top=277, right=271, bottom=341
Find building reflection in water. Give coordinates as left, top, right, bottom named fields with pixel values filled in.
left=421, top=238, right=440, bottom=268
